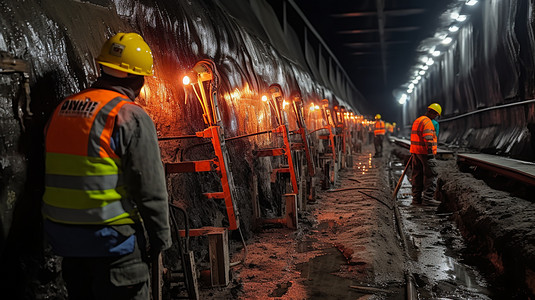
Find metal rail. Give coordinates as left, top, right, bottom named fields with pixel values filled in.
left=393, top=138, right=535, bottom=187
left=457, top=153, right=535, bottom=187
left=392, top=138, right=453, bottom=157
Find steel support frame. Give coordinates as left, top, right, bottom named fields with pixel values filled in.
left=165, top=125, right=239, bottom=231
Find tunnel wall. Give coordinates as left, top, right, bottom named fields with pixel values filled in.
left=405, top=0, right=535, bottom=161
left=0, top=0, right=362, bottom=297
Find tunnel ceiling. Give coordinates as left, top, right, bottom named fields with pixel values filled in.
left=291, top=0, right=457, bottom=119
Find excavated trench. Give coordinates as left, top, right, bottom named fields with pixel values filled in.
left=393, top=144, right=535, bottom=299
left=390, top=154, right=499, bottom=299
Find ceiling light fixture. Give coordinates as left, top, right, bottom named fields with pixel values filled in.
left=449, top=25, right=459, bottom=32
left=451, top=12, right=460, bottom=20
left=466, top=0, right=478, bottom=6
left=398, top=94, right=407, bottom=104
left=456, top=15, right=467, bottom=22
left=419, top=70, right=425, bottom=75
left=426, top=58, right=434, bottom=66
left=432, top=50, right=441, bottom=57
left=441, top=37, right=453, bottom=45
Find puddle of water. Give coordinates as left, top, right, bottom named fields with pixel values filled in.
left=296, top=247, right=404, bottom=299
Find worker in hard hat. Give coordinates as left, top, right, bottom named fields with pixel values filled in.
left=409, top=103, right=442, bottom=205
left=42, top=33, right=171, bottom=299
left=373, top=114, right=386, bottom=157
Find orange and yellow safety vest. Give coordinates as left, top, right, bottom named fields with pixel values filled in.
left=410, top=116, right=437, bottom=155
left=374, top=120, right=385, bottom=136
left=43, top=88, right=139, bottom=225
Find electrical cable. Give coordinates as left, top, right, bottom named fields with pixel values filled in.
left=229, top=226, right=248, bottom=267
left=307, top=127, right=328, bottom=135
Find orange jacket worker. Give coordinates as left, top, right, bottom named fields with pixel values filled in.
left=43, top=33, right=171, bottom=300
left=373, top=114, right=385, bottom=157
left=409, top=103, right=441, bottom=205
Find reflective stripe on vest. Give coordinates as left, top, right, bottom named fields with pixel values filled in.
left=43, top=89, right=137, bottom=225
left=374, top=120, right=385, bottom=136
left=410, top=116, right=437, bottom=155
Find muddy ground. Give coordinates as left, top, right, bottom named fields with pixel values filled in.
left=201, top=144, right=404, bottom=299
left=195, top=140, right=535, bottom=300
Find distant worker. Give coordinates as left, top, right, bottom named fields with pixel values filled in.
left=373, top=114, right=386, bottom=157
left=42, top=33, right=171, bottom=299
left=409, top=103, right=442, bottom=205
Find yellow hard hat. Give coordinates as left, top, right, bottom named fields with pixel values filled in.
left=428, top=103, right=442, bottom=115
left=96, top=33, right=153, bottom=76
left=375, top=114, right=381, bottom=119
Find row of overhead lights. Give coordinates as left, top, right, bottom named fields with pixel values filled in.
left=398, top=0, right=479, bottom=104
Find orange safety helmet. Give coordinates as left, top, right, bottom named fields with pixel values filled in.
left=96, top=33, right=153, bottom=76
left=428, top=103, right=442, bottom=116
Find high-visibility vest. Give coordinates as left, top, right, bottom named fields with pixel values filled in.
left=374, top=120, right=385, bottom=136
left=410, top=116, right=437, bottom=155
left=43, top=88, right=138, bottom=225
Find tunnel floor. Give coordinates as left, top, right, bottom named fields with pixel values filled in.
left=200, top=142, right=509, bottom=299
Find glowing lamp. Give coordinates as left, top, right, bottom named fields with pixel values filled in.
left=261, top=95, right=268, bottom=102
left=182, top=75, right=191, bottom=85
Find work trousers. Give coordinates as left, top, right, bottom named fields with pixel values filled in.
left=410, top=153, right=437, bottom=203
left=373, top=135, right=384, bottom=156
left=61, top=229, right=150, bottom=300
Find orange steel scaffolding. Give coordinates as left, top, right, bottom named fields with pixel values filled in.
left=255, top=84, right=299, bottom=195
left=164, top=60, right=240, bottom=234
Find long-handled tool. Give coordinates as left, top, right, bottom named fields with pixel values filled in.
left=391, top=154, right=418, bottom=299
left=151, top=253, right=162, bottom=300
left=392, top=154, right=413, bottom=201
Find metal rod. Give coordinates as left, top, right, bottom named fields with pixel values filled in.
left=308, top=127, right=328, bottom=135
left=225, top=130, right=271, bottom=141
left=439, top=98, right=535, bottom=123
left=158, top=135, right=199, bottom=141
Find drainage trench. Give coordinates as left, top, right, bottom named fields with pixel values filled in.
left=390, top=155, right=505, bottom=299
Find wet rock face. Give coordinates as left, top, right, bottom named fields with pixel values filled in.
left=0, top=72, right=25, bottom=242
left=0, top=0, right=354, bottom=297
